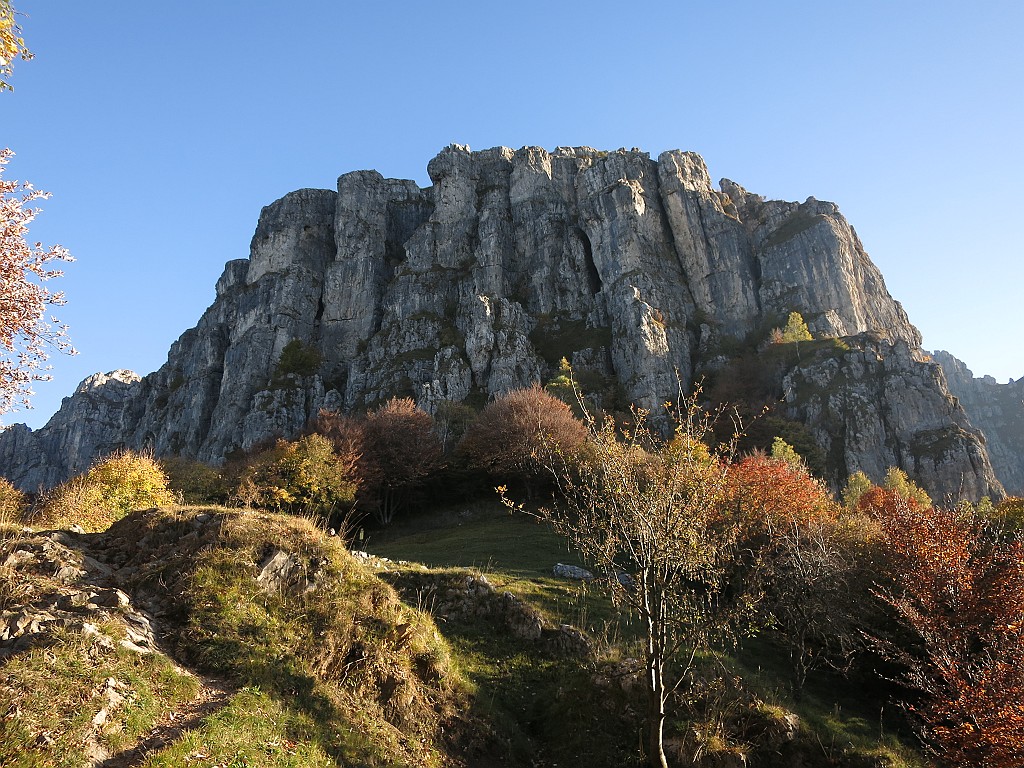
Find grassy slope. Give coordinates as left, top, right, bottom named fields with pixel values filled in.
left=366, top=502, right=930, bottom=768
left=367, top=503, right=639, bottom=766
left=1, top=507, right=486, bottom=768
left=1, top=502, right=929, bottom=767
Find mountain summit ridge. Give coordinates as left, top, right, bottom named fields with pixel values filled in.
left=0, top=145, right=1009, bottom=499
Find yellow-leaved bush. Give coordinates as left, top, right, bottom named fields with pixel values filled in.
left=0, top=476, right=25, bottom=534
left=231, top=433, right=358, bottom=520
left=35, top=449, right=175, bottom=532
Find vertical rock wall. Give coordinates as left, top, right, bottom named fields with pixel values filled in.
left=0, top=145, right=1004, bottom=501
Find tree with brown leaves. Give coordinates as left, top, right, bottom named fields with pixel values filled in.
left=459, top=384, right=587, bottom=498
left=872, top=495, right=1024, bottom=767
left=361, top=397, right=442, bottom=525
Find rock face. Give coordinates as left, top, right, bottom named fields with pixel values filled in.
left=0, top=370, right=143, bottom=491
left=783, top=339, right=1003, bottom=502
left=0, top=145, right=1006, bottom=501
left=932, top=351, right=1024, bottom=496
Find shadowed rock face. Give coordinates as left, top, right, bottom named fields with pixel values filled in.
left=0, top=145, right=1005, bottom=501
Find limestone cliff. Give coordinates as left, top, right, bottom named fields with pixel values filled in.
left=932, top=351, right=1024, bottom=496
left=0, top=145, right=1004, bottom=501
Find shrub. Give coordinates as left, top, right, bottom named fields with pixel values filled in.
left=772, top=311, right=813, bottom=344
left=881, top=466, right=932, bottom=509
left=232, top=434, right=358, bottom=521
left=360, top=398, right=443, bottom=525
left=872, top=496, right=1024, bottom=767
left=274, top=338, right=322, bottom=380
left=841, top=470, right=874, bottom=510
left=992, top=496, right=1024, bottom=534
left=160, top=455, right=230, bottom=505
left=35, top=449, right=175, bottom=532
left=0, top=476, right=25, bottom=534
left=460, top=384, right=587, bottom=499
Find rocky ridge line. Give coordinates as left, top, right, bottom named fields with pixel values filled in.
left=0, top=145, right=1006, bottom=500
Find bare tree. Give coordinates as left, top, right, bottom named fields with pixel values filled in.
left=505, top=393, right=748, bottom=768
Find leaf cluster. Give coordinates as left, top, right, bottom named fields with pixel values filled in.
left=0, top=149, right=75, bottom=418
left=0, top=1, right=32, bottom=92
left=33, top=449, right=175, bottom=532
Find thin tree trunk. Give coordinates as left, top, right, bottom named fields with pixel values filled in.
left=643, top=572, right=670, bottom=768
left=647, top=681, right=669, bottom=768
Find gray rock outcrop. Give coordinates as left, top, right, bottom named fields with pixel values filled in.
left=0, top=145, right=1007, bottom=501
left=0, top=370, right=142, bottom=491
left=932, top=351, right=1024, bottom=495
left=783, top=337, right=1002, bottom=502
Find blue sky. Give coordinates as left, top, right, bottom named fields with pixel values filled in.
left=3, top=1, right=1022, bottom=429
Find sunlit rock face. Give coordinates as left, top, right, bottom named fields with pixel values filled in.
left=0, top=146, right=1005, bottom=501
left=932, top=351, right=1024, bottom=496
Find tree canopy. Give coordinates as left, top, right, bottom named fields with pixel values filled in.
left=0, top=149, right=75, bottom=418
left=0, top=0, right=31, bottom=92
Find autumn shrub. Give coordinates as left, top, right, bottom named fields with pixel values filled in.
left=990, top=496, right=1024, bottom=534
left=232, top=433, right=358, bottom=521
left=725, top=453, right=869, bottom=698
left=841, top=470, right=874, bottom=510
left=0, top=476, right=25, bottom=535
left=356, top=398, right=443, bottom=525
left=160, top=455, right=230, bottom=504
left=35, top=449, right=175, bottom=532
left=881, top=466, right=932, bottom=509
left=871, top=495, right=1024, bottom=767
left=459, top=384, right=587, bottom=499
left=308, top=409, right=364, bottom=460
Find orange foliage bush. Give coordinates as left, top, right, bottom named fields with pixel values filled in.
left=872, top=495, right=1024, bottom=767
left=726, top=454, right=863, bottom=697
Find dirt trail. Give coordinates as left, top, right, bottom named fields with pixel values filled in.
left=98, top=675, right=235, bottom=768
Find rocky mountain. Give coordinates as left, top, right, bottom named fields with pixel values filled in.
left=932, top=351, right=1024, bottom=496
left=0, top=145, right=1006, bottom=500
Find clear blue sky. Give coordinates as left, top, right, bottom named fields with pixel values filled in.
left=4, top=1, right=1022, bottom=429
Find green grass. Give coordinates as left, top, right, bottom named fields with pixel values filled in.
left=0, top=625, right=201, bottom=767
left=2, top=503, right=929, bottom=767
left=726, top=638, right=928, bottom=768
left=141, top=687, right=336, bottom=768
left=107, top=507, right=470, bottom=767
left=2, top=507, right=486, bottom=768
left=365, top=502, right=641, bottom=767
left=366, top=503, right=625, bottom=633
left=366, top=502, right=930, bottom=768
